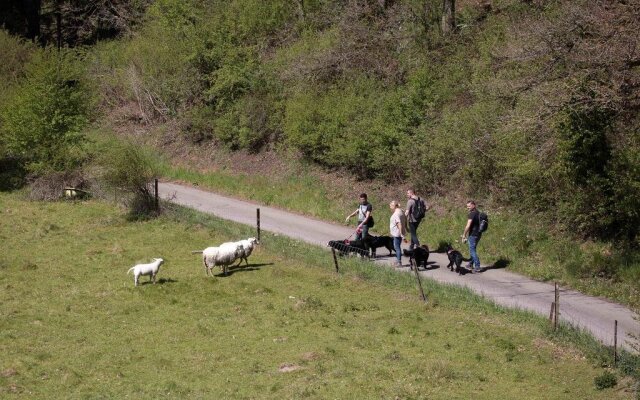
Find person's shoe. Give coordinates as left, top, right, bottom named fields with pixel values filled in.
left=472, top=267, right=482, bottom=274
left=393, top=261, right=402, bottom=268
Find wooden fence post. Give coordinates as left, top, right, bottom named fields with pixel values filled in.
left=411, top=259, right=427, bottom=303
left=554, top=282, right=559, bottom=331
left=257, top=208, right=261, bottom=242
left=549, top=302, right=555, bottom=325
left=614, top=320, right=618, bottom=367
left=154, top=179, right=159, bottom=211
left=331, top=248, right=339, bottom=273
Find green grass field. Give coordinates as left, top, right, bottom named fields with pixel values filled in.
left=0, top=192, right=635, bottom=398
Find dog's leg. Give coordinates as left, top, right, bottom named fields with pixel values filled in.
left=152, top=273, right=156, bottom=284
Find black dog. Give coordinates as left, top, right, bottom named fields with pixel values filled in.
left=445, top=244, right=471, bottom=274
left=402, top=245, right=430, bottom=270
left=328, top=239, right=369, bottom=257
left=364, top=234, right=394, bottom=257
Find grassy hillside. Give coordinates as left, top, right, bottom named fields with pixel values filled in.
left=0, top=192, right=637, bottom=398
left=0, top=1, right=638, bottom=308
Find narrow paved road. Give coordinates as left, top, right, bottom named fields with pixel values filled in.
left=159, top=181, right=638, bottom=352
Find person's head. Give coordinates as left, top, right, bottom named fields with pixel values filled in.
left=389, top=200, right=399, bottom=210
left=359, top=193, right=368, bottom=204
left=466, top=200, right=476, bottom=211
left=406, top=189, right=416, bottom=198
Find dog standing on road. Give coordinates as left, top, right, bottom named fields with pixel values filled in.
left=445, top=244, right=471, bottom=274
left=364, top=234, right=395, bottom=257
left=403, top=245, right=430, bottom=270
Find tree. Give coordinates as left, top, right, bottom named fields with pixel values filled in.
left=441, top=0, right=455, bottom=35
left=0, top=48, right=92, bottom=175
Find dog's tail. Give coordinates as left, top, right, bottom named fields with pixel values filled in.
left=127, top=267, right=135, bottom=275
left=462, top=257, right=472, bottom=262
left=191, top=250, right=203, bottom=254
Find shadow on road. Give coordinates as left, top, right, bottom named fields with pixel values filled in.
left=487, top=257, right=510, bottom=270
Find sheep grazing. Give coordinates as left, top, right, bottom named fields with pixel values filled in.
left=235, top=237, right=258, bottom=266
left=200, top=242, right=243, bottom=276
left=127, top=258, right=164, bottom=287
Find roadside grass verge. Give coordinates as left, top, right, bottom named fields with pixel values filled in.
left=155, top=157, right=640, bottom=310
left=0, top=192, right=637, bottom=398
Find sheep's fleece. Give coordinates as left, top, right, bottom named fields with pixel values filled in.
left=127, top=258, right=164, bottom=286
left=202, top=242, right=243, bottom=276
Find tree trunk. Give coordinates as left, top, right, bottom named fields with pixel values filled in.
left=441, top=0, right=456, bottom=35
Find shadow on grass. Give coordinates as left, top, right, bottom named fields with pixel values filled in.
left=216, top=262, right=275, bottom=277
left=139, top=278, right=178, bottom=286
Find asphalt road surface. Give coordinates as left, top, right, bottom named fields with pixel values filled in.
left=159, top=181, right=639, bottom=352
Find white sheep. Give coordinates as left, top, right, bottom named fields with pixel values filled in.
left=200, top=242, right=243, bottom=276
left=127, top=258, right=164, bottom=287
left=235, top=237, right=258, bottom=266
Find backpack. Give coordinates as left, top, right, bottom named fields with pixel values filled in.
left=412, top=197, right=426, bottom=221
left=478, top=211, right=489, bottom=233
left=366, top=215, right=375, bottom=228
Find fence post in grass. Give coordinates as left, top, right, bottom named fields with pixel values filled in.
left=614, top=320, right=618, bottom=367
left=554, top=282, right=559, bottom=331
left=257, top=208, right=261, bottom=242
left=331, top=248, right=339, bottom=273
left=154, top=178, right=159, bottom=211
left=549, top=302, right=555, bottom=325
left=412, top=259, right=427, bottom=303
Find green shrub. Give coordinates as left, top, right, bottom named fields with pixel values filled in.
left=594, top=370, right=617, bottom=390
left=0, top=47, right=92, bottom=176
left=97, top=139, right=160, bottom=219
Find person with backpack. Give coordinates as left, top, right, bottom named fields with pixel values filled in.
left=345, top=193, right=374, bottom=241
left=405, top=189, right=429, bottom=251
left=461, top=200, right=487, bottom=274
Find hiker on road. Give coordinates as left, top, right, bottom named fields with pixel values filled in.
left=462, top=200, right=482, bottom=273
left=405, top=189, right=429, bottom=250
left=389, top=200, right=406, bottom=267
left=346, top=193, right=373, bottom=241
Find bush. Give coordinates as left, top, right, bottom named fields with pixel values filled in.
left=98, top=139, right=160, bottom=219
left=594, top=370, right=617, bottom=390
left=0, top=47, right=92, bottom=176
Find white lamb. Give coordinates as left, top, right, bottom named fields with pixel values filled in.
left=200, top=242, right=243, bottom=276
left=127, top=258, right=164, bottom=287
left=235, top=237, right=258, bottom=266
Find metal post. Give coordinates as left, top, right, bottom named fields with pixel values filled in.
left=257, top=208, right=261, bottom=242
left=331, top=248, right=339, bottom=273
left=614, top=320, right=618, bottom=367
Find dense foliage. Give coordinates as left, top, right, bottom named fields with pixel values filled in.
left=1, top=0, right=638, bottom=244
left=0, top=44, right=92, bottom=177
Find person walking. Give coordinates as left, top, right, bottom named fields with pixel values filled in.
left=345, top=193, right=373, bottom=241
left=405, top=189, right=429, bottom=250
left=462, top=200, right=482, bottom=273
left=389, top=200, right=406, bottom=267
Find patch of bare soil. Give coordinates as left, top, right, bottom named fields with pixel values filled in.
left=278, top=363, right=303, bottom=373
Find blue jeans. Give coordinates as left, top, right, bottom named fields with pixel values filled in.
left=355, top=223, right=369, bottom=241
left=393, top=237, right=402, bottom=264
left=408, top=221, right=420, bottom=249
left=468, top=235, right=481, bottom=270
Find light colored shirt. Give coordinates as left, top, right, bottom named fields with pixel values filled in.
left=390, top=208, right=406, bottom=238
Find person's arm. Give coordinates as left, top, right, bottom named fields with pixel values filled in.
left=462, top=218, right=472, bottom=242
left=345, top=208, right=359, bottom=222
